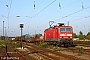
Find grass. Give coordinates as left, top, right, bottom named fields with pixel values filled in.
left=0, top=40, right=5, bottom=48
left=73, top=40, right=90, bottom=45
left=0, top=40, right=20, bottom=48
left=0, top=40, right=5, bottom=44
left=7, top=41, right=21, bottom=48
left=34, top=42, right=62, bottom=51
left=49, top=45, right=62, bottom=51
left=87, top=41, right=90, bottom=44
left=34, top=42, right=48, bottom=48
left=78, top=46, right=83, bottom=53
left=0, top=44, right=5, bottom=48
left=14, top=42, right=21, bottom=47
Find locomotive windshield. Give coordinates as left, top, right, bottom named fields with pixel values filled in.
left=60, top=28, right=72, bottom=32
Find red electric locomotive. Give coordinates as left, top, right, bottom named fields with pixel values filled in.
left=44, top=23, right=73, bottom=47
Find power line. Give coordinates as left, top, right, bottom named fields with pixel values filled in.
left=36, top=0, right=44, bottom=8
left=70, top=16, right=90, bottom=22
left=25, top=17, right=32, bottom=25
left=29, top=16, right=90, bottom=35
left=32, top=6, right=90, bottom=32
left=25, top=0, right=45, bottom=24
left=25, top=0, right=90, bottom=34
left=29, top=0, right=45, bottom=17
left=44, top=0, right=81, bottom=21
left=32, top=0, right=56, bottom=18
left=26, top=0, right=80, bottom=26
left=6, top=0, right=12, bottom=36
left=34, top=0, right=45, bottom=9
left=25, top=0, right=56, bottom=24
left=33, top=0, right=83, bottom=29
left=56, top=6, right=90, bottom=21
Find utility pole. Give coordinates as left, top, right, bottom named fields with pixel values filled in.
left=68, top=21, right=69, bottom=26
left=3, top=21, right=4, bottom=40
left=35, top=31, right=36, bottom=38
left=5, top=27, right=6, bottom=40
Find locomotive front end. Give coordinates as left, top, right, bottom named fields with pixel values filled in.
left=59, top=26, right=73, bottom=46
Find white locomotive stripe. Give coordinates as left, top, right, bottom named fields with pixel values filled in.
left=67, top=34, right=72, bottom=36
left=60, top=34, right=72, bottom=36
left=60, top=34, right=66, bottom=36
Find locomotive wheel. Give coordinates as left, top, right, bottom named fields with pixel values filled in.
left=70, top=42, right=73, bottom=47
left=64, top=43, right=68, bottom=47
left=57, top=42, right=61, bottom=47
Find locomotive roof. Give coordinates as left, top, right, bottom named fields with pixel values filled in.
left=45, top=25, right=72, bottom=31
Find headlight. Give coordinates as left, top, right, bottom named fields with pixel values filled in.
left=60, top=37, right=62, bottom=38
left=70, top=37, right=72, bottom=38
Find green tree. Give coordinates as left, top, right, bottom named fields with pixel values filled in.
left=86, top=32, right=90, bottom=40
left=87, top=32, right=90, bottom=36
left=78, top=31, right=84, bottom=40
left=0, top=36, right=5, bottom=40
left=35, top=34, right=42, bottom=39
left=73, top=33, right=78, bottom=38
left=83, top=35, right=86, bottom=39
left=35, top=34, right=39, bottom=39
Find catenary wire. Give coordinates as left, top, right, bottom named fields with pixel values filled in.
left=56, top=6, right=90, bottom=21
left=25, top=0, right=56, bottom=24
left=30, top=0, right=83, bottom=31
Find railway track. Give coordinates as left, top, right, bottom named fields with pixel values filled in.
left=4, top=40, right=89, bottom=60
left=59, top=43, right=90, bottom=54
left=16, top=42, right=86, bottom=60
left=0, top=45, right=27, bottom=60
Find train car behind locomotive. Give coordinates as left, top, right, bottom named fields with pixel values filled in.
left=44, top=23, right=73, bottom=47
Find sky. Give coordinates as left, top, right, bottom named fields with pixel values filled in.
left=0, top=0, right=90, bottom=37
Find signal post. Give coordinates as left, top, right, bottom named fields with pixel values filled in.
left=20, top=24, right=24, bottom=49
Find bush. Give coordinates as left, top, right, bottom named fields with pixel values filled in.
left=87, top=41, right=90, bottom=44
left=11, top=42, right=21, bottom=48
left=0, top=44, right=5, bottom=48
left=34, top=42, right=49, bottom=48
left=34, top=42, right=62, bottom=51
left=78, top=46, right=83, bottom=53
left=0, top=36, right=5, bottom=40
